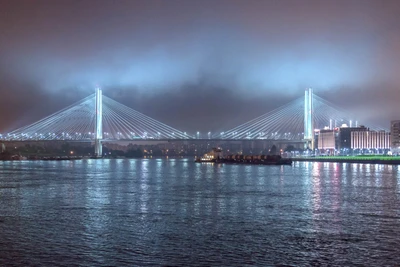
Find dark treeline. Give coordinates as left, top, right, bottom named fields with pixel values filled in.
left=1, top=142, right=302, bottom=159
left=1, top=143, right=185, bottom=158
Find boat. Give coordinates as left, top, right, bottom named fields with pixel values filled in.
left=195, top=148, right=292, bottom=165
left=195, top=148, right=223, bottom=163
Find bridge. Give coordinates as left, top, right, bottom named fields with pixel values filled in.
left=0, top=88, right=384, bottom=157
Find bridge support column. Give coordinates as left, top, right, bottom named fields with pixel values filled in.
left=304, top=88, right=314, bottom=150
left=94, top=88, right=103, bottom=157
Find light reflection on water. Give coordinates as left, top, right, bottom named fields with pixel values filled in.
left=0, top=159, right=400, bottom=266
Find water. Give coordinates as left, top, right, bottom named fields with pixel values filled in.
left=1, top=159, right=400, bottom=266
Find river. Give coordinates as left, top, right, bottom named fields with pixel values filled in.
left=1, top=159, right=399, bottom=266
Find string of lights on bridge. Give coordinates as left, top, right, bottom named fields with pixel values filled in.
left=0, top=91, right=386, bottom=142
left=214, top=94, right=385, bottom=140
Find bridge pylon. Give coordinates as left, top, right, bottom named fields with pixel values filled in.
left=304, top=88, right=314, bottom=150
left=94, top=88, right=103, bottom=157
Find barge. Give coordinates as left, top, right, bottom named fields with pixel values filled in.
left=195, top=148, right=292, bottom=165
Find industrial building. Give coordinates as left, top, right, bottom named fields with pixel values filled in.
left=316, top=125, right=391, bottom=155
left=317, top=129, right=336, bottom=151
left=351, top=130, right=390, bottom=150
left=391, top=120, right=400, bottom=154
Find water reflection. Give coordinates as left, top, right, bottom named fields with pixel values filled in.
left=311, top=163, right=322, bottom=219
left=0, top=159, right=400, bottom=266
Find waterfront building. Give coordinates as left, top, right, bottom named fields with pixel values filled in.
left=317, top=129, right=336, bottom=152
left=338, top=125, right=368, bottom=149
left=316, top=125, right=391, bottom=154
left=391, top=120, right=400, bottom=154
left=351, top=130, right=390, bottom=150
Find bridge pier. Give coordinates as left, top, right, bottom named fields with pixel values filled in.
left=304, top=88, right=314, bottom=150
left=94, top=88, right=103, bottom=157
left=95, top=139, right=102, bottom=157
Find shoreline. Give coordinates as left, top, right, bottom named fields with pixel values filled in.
left=291, top=157, right=400, bottom=165
left=1, top=156, right=400, bottom=165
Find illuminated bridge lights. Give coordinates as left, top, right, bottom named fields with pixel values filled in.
left=5, top=92, right=190, bottom=142
left=2, top=90, right=387, bottom=143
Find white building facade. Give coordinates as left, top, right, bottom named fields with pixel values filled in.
left=391, top=120, right=400, bottom=154
left=351, top=130, right=391, bottom=150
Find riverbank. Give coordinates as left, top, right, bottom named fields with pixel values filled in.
left=0, top=155, right=85, bottom=161
left=292, top=156, right=400, bottom=165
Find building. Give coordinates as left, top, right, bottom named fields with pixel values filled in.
left=316, top=125, right=391, bottom=154
left=317, top=129, right=337, bottom=152
left=391, top=120, right=400, bottom=154
left=337, top=125, right=368, bottom=149
left=351, top=130, right=390, bottom=150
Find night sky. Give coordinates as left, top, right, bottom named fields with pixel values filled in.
left=1, top=0, right=399, bottom=133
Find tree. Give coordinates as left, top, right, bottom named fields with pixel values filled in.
left=269, top=145, right=277, bottom=155
left=285, top=145, right=296, bottom=152
left=126, top=148, right=143, bottom=158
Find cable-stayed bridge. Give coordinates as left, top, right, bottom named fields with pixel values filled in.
left=0, top=88, right=385, bottom=156
left=4, top=92, right=191, bottom=140
left=215, top=89, right=385, bottom=143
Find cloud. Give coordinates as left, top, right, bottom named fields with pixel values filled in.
left=1, top=0, right=400, bottom=132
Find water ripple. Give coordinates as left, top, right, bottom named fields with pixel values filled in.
left=0, top=160, right=399, bottom=266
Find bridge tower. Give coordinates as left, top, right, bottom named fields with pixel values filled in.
left=94, top=88, right=103, bottom=157
left=304, top=88, right=314, bottom=150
